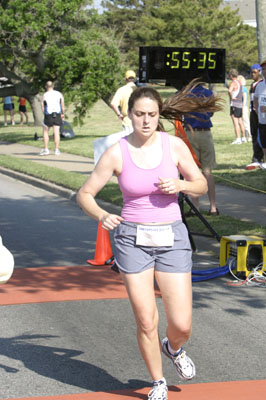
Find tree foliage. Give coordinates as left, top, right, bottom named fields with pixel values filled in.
left=0, top=0, right=122, bottom=124
left=100, top=0, right=258, bottom=74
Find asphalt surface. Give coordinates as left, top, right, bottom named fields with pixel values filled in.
left=0, top=141, right=266, bottom=399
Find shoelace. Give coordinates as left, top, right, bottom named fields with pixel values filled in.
left=173, top=350, right=190, bottom=369
left=148, top=382, right=168, bottom=400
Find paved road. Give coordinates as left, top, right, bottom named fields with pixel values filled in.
left=0, top=173, right=96, bottom=268
left=1, top=175, right=266, bottom=399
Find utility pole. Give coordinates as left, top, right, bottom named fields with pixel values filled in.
left=256, top=0, right=266, bottom=62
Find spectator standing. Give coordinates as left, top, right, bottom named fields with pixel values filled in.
left=228, top=69, right=246, bottom=144
left=18, top=98, right=29, bottom=126
left=184, top=84, right=219, bottom=216
left=237, top=75, right=252, bottom=142
left=3, top=96, right=15, bottom=126
left=254, top=60, right=266, bottom=170
left=246, top=64, right=264, bottom=169
left=40, top=81, right=65, bottom=156
left=110, top=70, right=136, bottom=133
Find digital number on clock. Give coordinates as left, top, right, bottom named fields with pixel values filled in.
left=139, top=47, right=226, bottom=86
left=165, top=51, right=217, bottom=70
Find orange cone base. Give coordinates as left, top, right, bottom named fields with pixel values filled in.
left=86, top=258, right=113, bottom=266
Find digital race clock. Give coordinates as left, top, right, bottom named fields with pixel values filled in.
left=139, top=47, right=226, bottom=87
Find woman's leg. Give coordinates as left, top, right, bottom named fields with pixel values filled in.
left=10, top=108, right=15, bottom=125
left=238, top=117, right=246, bottom=139
left=231, top=115, right=240, bottom=139
left=4, top=110, right=8, bottom=125
left=155, top=271, right=192, bottom=351
left=155, top=271, right=195, bottom=381
left=120, top=268, right=163, bottom=381
left=20, top=111, right=23, bottom=125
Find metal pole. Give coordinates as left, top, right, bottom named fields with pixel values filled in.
left=256, top=0, right=266, bottom=62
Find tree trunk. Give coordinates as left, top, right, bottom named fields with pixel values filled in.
left=256, top=0, right=266, bottom=62
left=28, top=93, right=43, bottom=126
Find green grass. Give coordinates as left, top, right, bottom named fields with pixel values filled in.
left=1, top=84, right=265, bottom=193
left=0, top=99, right=124, bottom=157
left=184, top=207, right=266, bottom=237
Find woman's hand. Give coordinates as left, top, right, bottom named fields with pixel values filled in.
left=158, top=177, right=179, bottom=194
left=100, top=213, right=124, bottom=230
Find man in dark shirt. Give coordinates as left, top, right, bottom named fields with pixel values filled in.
left=184, top=84, right=219, bottom=216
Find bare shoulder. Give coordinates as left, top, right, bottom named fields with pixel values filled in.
left=168, top=134, right=191, bottom=165
left=169, top=134, right=188, bottom=151
left=229, top=80, right=237, bottom=90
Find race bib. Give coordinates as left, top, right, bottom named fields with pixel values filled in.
left=259, top=94, right=266, bottom=106
left=136, top=225, right=174, bottom=247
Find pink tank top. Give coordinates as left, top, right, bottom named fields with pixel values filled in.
left=118, top=131, right=182, bottom=223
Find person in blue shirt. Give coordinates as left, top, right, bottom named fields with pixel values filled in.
left=184, top=84, right=219, bottom=216
left=3, top=96, right=15, bottom=126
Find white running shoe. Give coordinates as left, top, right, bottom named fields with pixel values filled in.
left=231, top=138, right=242, bottom=144
left=40, top=149, right=50, bottom=156
left=161, top=337, right=196, bottom=380
left=148, top=378, right=168, bottom=400
left=241, top=137, right=247, bottom=143
left=54, top=149, right=61, bottom=156
left=260, top=162, right=266, bottom=170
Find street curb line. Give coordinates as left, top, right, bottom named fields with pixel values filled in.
left=0, top=166, right=122, bottom=215
left=0, top=166, right=77, bottom=202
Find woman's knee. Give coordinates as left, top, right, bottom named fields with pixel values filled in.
left=169, top=319, right=192, bottom=340
left=136, top=311, right=159, bottom=337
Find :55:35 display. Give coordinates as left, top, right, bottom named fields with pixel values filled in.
left=166, top=51, right=217, bottom=70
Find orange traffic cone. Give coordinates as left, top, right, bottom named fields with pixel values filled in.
left=87, top=222, right=113, bottom=265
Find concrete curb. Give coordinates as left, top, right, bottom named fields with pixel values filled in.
left=0, top=166, right=77, bottom=202
left=0, top=166, right=122, bottom=215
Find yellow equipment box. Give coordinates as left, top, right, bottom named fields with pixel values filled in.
left=220, top=235, right=266, bottom=278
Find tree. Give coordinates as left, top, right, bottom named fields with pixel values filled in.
left=0, top=0, right=122, bottom=125
left=100, top=0, right=258, bottom=73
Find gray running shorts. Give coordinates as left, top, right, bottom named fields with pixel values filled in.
left=113, top=221, right=192, bottom=274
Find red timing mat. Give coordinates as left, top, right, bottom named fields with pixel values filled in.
left=0, top=265, right=161, bottom=305
left=1, top=380, right=266, bottom=400
left=0, top=265, right=129, bottom=305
